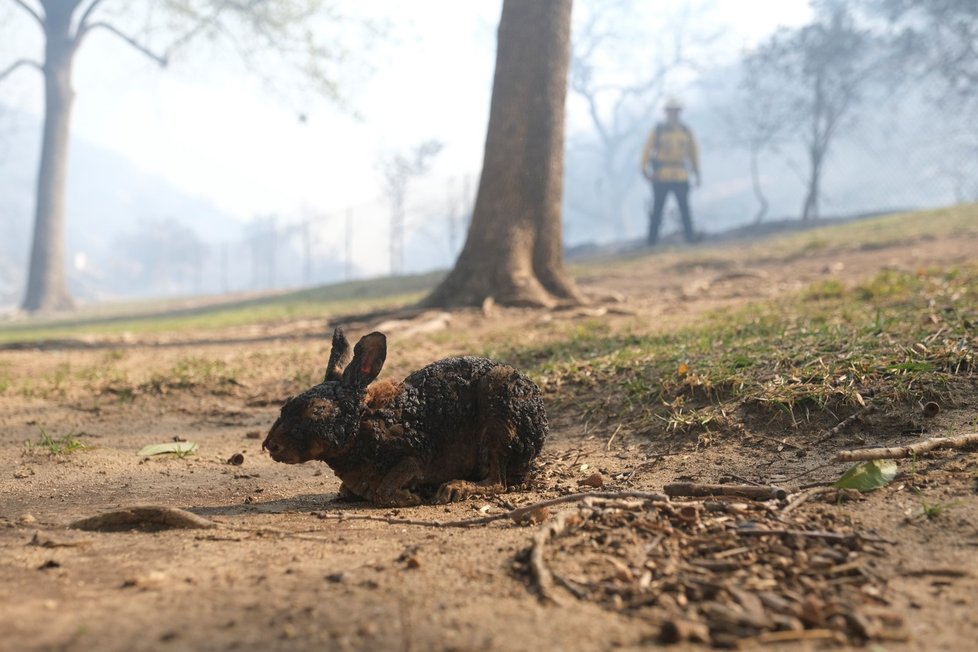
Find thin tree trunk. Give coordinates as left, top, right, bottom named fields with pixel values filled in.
left=423, top=0, right=583, bottom=308
left=801, top=72, right=826, bottom=222
left=22, top=3, right=80, bottom=312
left=749, top=141, right=769, bottom=224
left=802, top=143, right=823, bottom=221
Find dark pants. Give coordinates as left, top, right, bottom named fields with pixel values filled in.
left=648, top=180, right=696, bottom=246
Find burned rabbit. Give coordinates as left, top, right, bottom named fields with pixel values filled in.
left=262, top=329, right=548, bottom=506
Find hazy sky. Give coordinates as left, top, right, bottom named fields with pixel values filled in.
left=1, top=0, right=812, bottom=274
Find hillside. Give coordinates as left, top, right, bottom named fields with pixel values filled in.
left=0, top=110, right=243, bottom=307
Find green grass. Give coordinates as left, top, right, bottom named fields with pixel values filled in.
left=761, top=204, right=978, bottom=261
left=1, top=207, right=975, bottom=422
left=26, top=428, right=88, bottom=455
left=0, top=272, right=442, bottom=345
left=570, top=203, right=978, bottom=278
left=492, top=263, right=977, bottom=435
left=2, top=207, right=975, bottom=348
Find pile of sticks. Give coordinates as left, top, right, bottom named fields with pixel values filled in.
left=520, top=496, right=907, bottom=648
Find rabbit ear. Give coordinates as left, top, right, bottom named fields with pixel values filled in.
left=342, top=332, right=387, bottom=389
left=324, top=328, right=352, bottom=382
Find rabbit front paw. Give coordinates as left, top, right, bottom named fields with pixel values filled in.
left=435, top=479, right=507, bottom=504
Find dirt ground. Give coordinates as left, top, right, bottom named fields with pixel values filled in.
left=1, top=228, right=976, bottom=651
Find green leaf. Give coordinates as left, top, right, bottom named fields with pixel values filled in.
left=137, top=442, right=198, bottom=457
left=833, top=459, right=897, bottom=492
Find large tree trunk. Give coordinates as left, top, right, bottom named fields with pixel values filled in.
left=423, top=0, right=584, bottom=308
left=22, top=2, right=80, bottom=312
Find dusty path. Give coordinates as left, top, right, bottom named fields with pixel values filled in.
left=1, top=227, right=976, bottom=651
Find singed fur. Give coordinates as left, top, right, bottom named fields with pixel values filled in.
left=262, top=329, right=548, bottom=506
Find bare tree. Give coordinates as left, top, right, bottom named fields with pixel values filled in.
left=380, top=140, right=442, bottom=276
left=864, top=0, right=978, bottom=102
left=742, top=5, right=879, bottom=221
left=0, top=0, right=355, bottom=312
left=423, top=0, right=583, bottom=309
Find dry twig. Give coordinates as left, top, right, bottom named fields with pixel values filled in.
left=833, top=433, right=978, bottom=463
left=817, top=404, right=876, bottom=443
left=780, top=486, right=836, bottom=515
left=528, top=509, right=582, bottom=604
left=307, top=491, right=670, bottom=529
left=665, top=482, right=787, bottom=502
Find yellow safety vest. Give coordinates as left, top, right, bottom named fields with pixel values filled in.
left=641, top=122, right=699, bottom=183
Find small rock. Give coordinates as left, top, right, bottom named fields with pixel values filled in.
left=397, top=546, right=422, bottom=569
left=13, top=468, right=34, bottom=479
left=578, top=472, right=605, bottom=488
left=245, top=431, right=262, bottom=440
left=922, top=401, right=940, bottom=418
left=122, top=570, right=169, bottom=589
left=515, top=506, right=550, bottom=525
left=18, top=514, right=37, bottom=525
left=227, top=453, right=245, bottom=466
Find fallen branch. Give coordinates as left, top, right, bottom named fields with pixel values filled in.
left=833, top=433, right=978, bottom=463
left=665, top=483, right=787, bottom=502
left=528, top=509, right=583, bottom=604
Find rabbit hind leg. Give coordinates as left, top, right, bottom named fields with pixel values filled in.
left=435, top=366, right=532, bottom=503
left=434, top=426, right=511, bottom=503
left=371, top=457, right=425, bottom=506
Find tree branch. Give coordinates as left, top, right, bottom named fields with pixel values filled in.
left=0, top=58, right=43, bottom=83
left=75, top=0, right=107, bottom=34
left=11, top=0, right=43, bottom=27
left=82, top=21, right=168, bottom=67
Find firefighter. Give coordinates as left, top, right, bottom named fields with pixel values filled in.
left=640, top=97, right=701, bottom=246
